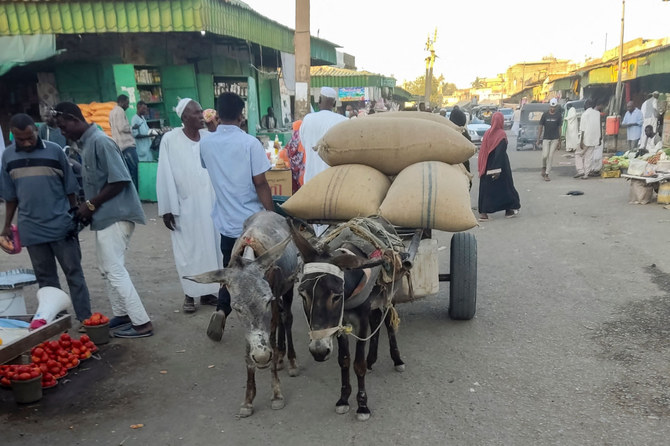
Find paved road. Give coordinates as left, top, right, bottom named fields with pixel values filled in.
left=2, top=137, right=670, bottom=445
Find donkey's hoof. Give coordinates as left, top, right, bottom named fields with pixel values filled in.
left=335, top=404, right=350, bottom=415
left=238, top=405, right=254, bottom=418
left=356, top=412, right=371, bottom=422
left=271, top=397, right=285, bottom=410
left=288, top=365, right=300, bottom=377
left=276, top=359, right=285, bottom=371
left=394, top=363, right=406, bottom=372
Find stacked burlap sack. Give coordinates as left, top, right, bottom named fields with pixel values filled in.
left=281, top=113, right=478, bottom=232
left=78, top=102, right=115, bottom=137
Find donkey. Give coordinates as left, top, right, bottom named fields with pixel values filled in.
left=187, top=211, right=303, bottom=417
left=289, top=219, right=405, bottom=421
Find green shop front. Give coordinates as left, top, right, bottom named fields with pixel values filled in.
left=0, top=0, right=338, bottom=200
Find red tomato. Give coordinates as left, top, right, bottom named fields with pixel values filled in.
left=17, top=372, right=32, bottom=381
left=30, top=369, right=41, bottom=379
left=80, top=335, right=90, bottom=343
left=60, top=333, right=71, bottom=341
left=33, top=347, right=45, bottom=356
left=31, top=355, right=41, bottom=363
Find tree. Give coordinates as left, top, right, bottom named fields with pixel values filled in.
left=402, top=74, right=452, bottom=107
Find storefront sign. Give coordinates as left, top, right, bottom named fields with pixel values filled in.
left=610, top=58, right=637, bottom=82
left=338, top=87, right=365, bottom=101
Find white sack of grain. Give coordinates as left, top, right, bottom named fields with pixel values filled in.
left=280, top=164, right=390, bottom=220
left=367, top=110, right=461, bottom=131
left=379, top=161, right=477, bottom=232
left=316, top=118, right=475, bottom=175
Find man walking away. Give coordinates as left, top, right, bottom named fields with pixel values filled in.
left=200, top=92, right=274, bottom=341
left=564, top=103, right=579, bottom=152
left=537, top=98, right=562, bottom=181
left=641, top=91, right=660, bottom=134
left=157, top=98, right=221, bottom=314
left=575, top=99, right=601, bottom=180
left=2, top=113, right=92, bottom=327
left=621, top=101, right=643, bottom=151
left=109, top=94, right=139, bottom=190
left=131, top=101, right=154, bottom=162
left=55, top=102, right=153, bottom=338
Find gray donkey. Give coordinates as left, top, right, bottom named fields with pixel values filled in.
left=186, top=211, right=303, bottom=417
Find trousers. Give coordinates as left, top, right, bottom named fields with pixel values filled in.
left=575, top=145, right=595, bottom=177
left=26, top=237, right=92, bottom=322
left=122, top=146, right=139, bottom=192
left=216, top=235, right=237, bottom=316
left=541, top=139, right=559, bottom=175
left=95, top=221, right=150, bottom=325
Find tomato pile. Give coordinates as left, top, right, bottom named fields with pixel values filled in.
left=0, top=333, right=98, bottom=389
left=83, top=312, right=109, bottom=326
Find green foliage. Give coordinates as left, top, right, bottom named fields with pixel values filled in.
left=401, top=74, right=454, bottom=107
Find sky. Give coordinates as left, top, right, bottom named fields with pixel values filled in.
left=243, top=0, right=670, bottom=88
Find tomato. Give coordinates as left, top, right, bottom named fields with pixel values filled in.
left=60, top=333, right=71, bottom=341
left=31, top=355, right=41, bottom=363
left=39, top=364, right=48, bottom=373
left=33, top=347, right=45, bottom=356
left=41, top=353, right=49, bottom=363
left=17, top=372, right=32, bottom=381
left=30, top=369, right=41, bottom=379
left=80, top=335, right=90, bottom=343
left=49, top=367, right=60, bottom=374
left=49, top=341, right=60, bottom=351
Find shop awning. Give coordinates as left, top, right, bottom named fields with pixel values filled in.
left=0, top=34, right=58, bottom=76
left=0, top=0, right=338, bottom=65
left=310, top=66, right=396, bottom=89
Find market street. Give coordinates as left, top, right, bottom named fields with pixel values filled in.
left=2, top=136, right=670, bottom=445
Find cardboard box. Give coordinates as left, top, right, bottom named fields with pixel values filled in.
left=266, top=169, right=292, bottom=197
left=601, top=169, right=621, bottom=178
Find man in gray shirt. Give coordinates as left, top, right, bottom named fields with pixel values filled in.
left=1, top=113, right=92, bottom=326
left=54, top=102, right=153, bottom=338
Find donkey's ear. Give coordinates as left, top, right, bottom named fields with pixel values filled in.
left=184, top=268, right=232, bottom=284
left=254, top=236, right=291, bottom=272
left=330, top=254, right=384, bottom=271
left=288, top=218, right=321, bottom=262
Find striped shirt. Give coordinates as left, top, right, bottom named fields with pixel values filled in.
left=1, top=138, right=79, bottom=246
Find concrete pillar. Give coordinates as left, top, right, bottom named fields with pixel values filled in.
left=294, top=0, right=311, bottom=120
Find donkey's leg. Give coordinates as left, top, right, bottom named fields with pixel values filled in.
left=270, top=302, right=285, bottom=410
left=354, top=328, right=371, bottom=421
left=281, top=289, right=299, bottom=377
left=366, top=308, right=382, bottom=370
left=240, top=355, right=256, bottom=417
left=385, top=307, right=405, bottom=372
left=336, top=334, right=352, bottom=414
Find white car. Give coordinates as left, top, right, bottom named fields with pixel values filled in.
left=467, top=119, right=490, bottom=146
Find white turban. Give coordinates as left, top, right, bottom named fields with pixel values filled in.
left=320, top=87, right=337, bottom=99
left=175, top=98, right=193, bottom=118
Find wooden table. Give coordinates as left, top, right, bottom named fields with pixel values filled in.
left=0, top=314, right=71, bottom=364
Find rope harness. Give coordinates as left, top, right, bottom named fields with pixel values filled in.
left=303, top=217, right=406, bottom=342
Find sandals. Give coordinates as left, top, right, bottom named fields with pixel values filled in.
left=505, top=210, right=520, bottom=218
left=478, top=214, right=489, bottom=221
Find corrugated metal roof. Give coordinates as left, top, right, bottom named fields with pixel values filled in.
left=310, top=65, right=396, bottom=88
left=0, top=0, right=339, bottom=64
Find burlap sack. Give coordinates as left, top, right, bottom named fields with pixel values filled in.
left=316, top=118, right=476, bottom=175
left=280, top=164, right=390, bottom=220
left=367, top=110, right=461, bottom=131
left=379, top=161, right=477, bottom=231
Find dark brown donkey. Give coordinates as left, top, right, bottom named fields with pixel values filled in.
left=289, top=219, right=405, bottom=421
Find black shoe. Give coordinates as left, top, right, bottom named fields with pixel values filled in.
left=207, top=310, right=226, bottom=342
left=199, top=294, right=218, bottom=306
left=183, top=296, right=196, bottom=313
left=109, top=315, right=132, bottom=331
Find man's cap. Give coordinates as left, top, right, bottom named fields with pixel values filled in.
left=653, top=91, right=660, bottom=95
left=549, top=98, right=558, bottom=106
left=320, top=87, right=337, bottom=99
left=175, top=98, right=194, bottom=118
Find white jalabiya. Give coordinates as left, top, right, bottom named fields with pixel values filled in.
left=565, top=107, right=579, bottom=152
left=156, top=128, right=222, bottom=297
left=299, top=110, right=347, bottom=183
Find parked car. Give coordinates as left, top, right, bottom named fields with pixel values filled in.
left=467, top=116, right=491, bottom=146
left=516, top=103, right=551, bottom=150
left=499, top=107, right=514, bottom=129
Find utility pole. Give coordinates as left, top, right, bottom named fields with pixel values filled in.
left=294, top=0, right=311, bottom=120
left=424, top=28, right=437, bottom=107
left=614, top=0, right=625, bottom=117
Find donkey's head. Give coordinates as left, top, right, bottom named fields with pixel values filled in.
left=186, top=237, right=290, bottom=369
left=289, top=221, right=382, bottom=362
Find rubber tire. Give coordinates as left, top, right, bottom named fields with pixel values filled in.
left=449, top=232, right=477, bottom=320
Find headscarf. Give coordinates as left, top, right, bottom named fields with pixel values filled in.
left=478, top=112, right=506, bottom=177
left=449, top=108, right=467, bottom=127
left=175, top=98, right=193, bottom=118
left=285, top=120, right=305, bottom=191
left=203, top=109, right=217, bottom=123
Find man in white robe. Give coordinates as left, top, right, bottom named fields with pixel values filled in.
left=156, top=99, right=222, bottom=313
left=300, top=87, right=347, bottom=183
left=299, top=87, right=347, bottom=235
left=564, top=104, right=579, bottom=152
left=641, top=91, right=659, bottom=133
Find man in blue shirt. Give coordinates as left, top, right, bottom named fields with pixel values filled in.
left=54, top=102, right=153, bottom=339
left=199, top=92, right=274, bottom=341
left=621, top=101, right=643, bottom=151
left=1, top=113, right=92, bottom=325
left=131, top=101, right=154, bottom=162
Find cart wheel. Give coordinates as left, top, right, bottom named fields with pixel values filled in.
left=449, top=232, right=477, bottom=320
